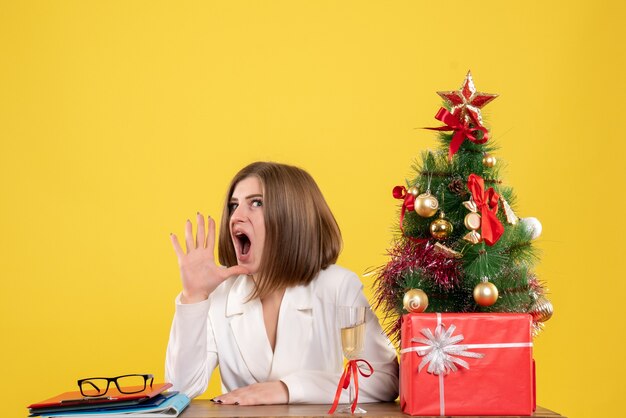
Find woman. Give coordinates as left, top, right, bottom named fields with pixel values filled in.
left=165, top=161, right=398, bottom=405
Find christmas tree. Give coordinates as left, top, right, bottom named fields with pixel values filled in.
left=373, top=72, right=553, bottom=345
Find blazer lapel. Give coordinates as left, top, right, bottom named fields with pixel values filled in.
left=269, top=283, right=314, bottom=379
left=227, top=275, right=273, bottom=382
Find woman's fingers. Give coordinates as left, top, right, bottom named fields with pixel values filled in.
left=170, top=233, right=184, bottom=260
left=184, top=219, right=194, bottom=253
left=213, top=382, right=288, bottom=406
left=196, top=212, right=206, bottom=249
left=178, top=214, right=215, bottom=255
left=213, top=386, right=243, bottom=405
left=206, top=216, right=216, bottom=254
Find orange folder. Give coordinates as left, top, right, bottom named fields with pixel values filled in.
left=28, top=382, right=172, bottom=410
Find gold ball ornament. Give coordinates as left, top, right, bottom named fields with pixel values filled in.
left=403, top=289, right=429, bottom=313
left=529, top=296, right=554, bottom=322
left=430, top=213, right=453, bottom=240
left=473, top=280, right=499, bottom=307
left=414, top=192, right=439, bottom=218
left=482, top=154, right=497, bottom=168
left=407, top=186, right=420, bottom=197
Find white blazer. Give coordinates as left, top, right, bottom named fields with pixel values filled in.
left=165, top=265, right=399, bottom=403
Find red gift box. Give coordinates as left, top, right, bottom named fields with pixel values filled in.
left=400, top=313, right=536, bottom=416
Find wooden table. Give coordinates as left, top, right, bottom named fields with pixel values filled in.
left=181, top=401, right=565, bottom=418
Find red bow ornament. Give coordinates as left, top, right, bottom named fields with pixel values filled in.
left=466, top=174, right=504, bottom=246
left=328, top=359, right=374, bottom=414
left=426, top=108, right=490, bottom=160
left=393, top=186, right=415, bottom=234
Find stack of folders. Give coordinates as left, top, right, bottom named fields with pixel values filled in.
left=28, top=383, right=190, bottom=418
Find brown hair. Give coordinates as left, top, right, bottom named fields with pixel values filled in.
left=218, top=161, right=342, bottom=299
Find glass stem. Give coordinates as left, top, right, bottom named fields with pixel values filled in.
left=349, top=375, right=355, bottom=406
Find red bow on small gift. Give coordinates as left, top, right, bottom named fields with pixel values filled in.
left=467, top=174, right=504, bottom=246
left=328, top=359, right=374, bottom=414
left=426, top=107, right=489, bottom=160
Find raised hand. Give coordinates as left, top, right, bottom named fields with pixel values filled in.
left=170, top=213, right=249, bottom=304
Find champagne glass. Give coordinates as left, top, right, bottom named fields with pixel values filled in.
left=337, top=306, right=367, bottom=414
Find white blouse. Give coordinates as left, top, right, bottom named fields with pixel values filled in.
left=165, top=264, right=399, bottom=403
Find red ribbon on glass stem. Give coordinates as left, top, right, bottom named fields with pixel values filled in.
left=327, top=359, right=374, bottom=414
left=425, top=107, right=489, bottom=160
left=467, top=173, right=504, bottom=246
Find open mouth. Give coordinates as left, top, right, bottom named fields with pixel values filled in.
left=235, top=232, right=251, bottom=256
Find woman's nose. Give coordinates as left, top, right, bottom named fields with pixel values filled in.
left=231, top=204, right=248, bottom=221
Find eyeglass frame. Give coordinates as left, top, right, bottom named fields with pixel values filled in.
left=77, top=374, right=154, bottom=397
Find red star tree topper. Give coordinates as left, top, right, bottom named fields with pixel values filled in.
left=437, top=71, right=498, bottom=126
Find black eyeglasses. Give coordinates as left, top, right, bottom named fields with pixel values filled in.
left=77, top=374, right=154, bottom=397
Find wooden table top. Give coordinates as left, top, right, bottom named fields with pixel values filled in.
left=181, top=401, right=565, bottom=418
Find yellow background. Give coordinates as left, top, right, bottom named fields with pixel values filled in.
left=1, top=2, right=624, bottom=417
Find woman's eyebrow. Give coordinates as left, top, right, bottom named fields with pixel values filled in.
left=245, top=194, right=263, bottom=199
left=229, top=193, right=263, bottom=202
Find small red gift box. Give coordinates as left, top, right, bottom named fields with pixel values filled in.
left=400, top=313, right=536, bottom=416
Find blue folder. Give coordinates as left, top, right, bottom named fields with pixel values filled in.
left=39, top=392, right=190, bottom=418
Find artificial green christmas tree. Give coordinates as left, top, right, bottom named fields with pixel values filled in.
left=374, top=71, right=553, bottom=344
